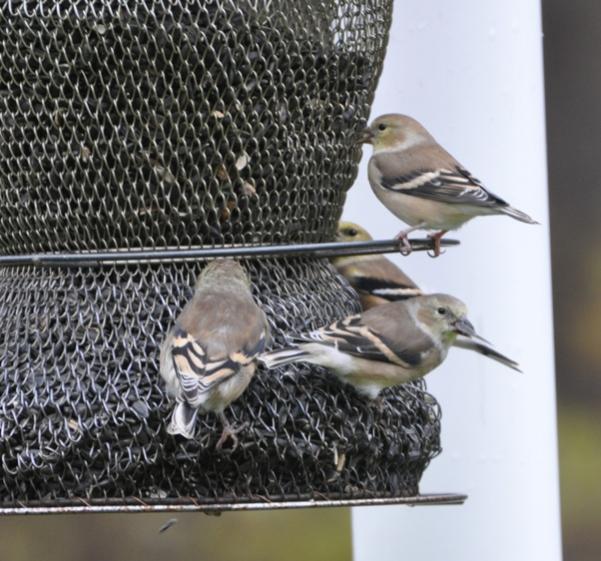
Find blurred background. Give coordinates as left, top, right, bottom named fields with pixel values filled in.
left=1, top=2, right=599, bottom=560
left=544, top=1, right=601, bottom=560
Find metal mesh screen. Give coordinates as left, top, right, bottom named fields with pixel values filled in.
left=0, top=0, right=389, bottom=252
left=0, top=0, right=443, bottom=511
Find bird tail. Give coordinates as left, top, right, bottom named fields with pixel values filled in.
left=259, top=346, right=311, bottom=369
left=500, top=205, right=539, bottom=225
left=167, top=401, right=198, bottom=439
left=454, top=336, right=522, bottom=373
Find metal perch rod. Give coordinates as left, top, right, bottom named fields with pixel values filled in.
left=0, top=238, right=459, bottom=267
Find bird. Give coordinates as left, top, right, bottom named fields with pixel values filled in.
left=260, top=294, right=489, bottom=399
left=333, top=220, right=422, bottom=309
left=160, top=259, right=270, bottom=448
left=332, top=221, right=521, bottom=372
left=358, top=114, right=538, bottom=256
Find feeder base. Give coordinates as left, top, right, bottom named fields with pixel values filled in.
left=0, top=493, right=467, bottom=516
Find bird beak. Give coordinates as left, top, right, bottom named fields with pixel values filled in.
left=454, top=317, right=476, bottom=338
left=355, top=128, right=374, bottom=145
left=454, top=317, right=492, bottom=345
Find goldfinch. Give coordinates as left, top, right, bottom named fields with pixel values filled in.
left=333, top=221, right=422, bottom=309
left=332, top=221, right=521, bottom=372
left=260, top=294, right=485, bottom=399
left=359, top=114, right=538, bottom=256
left=160, top=259, right=270, bottom=448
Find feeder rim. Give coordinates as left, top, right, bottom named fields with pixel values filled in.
left=0, top=493, right=467, bottom=515
left=0, top=238, right=459, bottom=267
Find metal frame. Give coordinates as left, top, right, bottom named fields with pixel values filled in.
left=1, top=493, right=467, bottom=516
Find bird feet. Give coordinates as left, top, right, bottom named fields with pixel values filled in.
left=427, top=230, right=448, bottom=258
left=394, top=222, right=427, bottom=256
left=394, top=231, right=413, bottom=256
left=216, top=415, right=248, bottom=450
left=372, top=394, right=386, bottom=413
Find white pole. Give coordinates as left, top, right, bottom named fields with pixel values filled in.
left=349, top=1, right=562, bottom=560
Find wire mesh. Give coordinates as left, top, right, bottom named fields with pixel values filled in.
left=0, top=0, right=390, bottom=253
left=0, top=260, right=442, bottom=507
left=0, top=0, right=444, bottom=511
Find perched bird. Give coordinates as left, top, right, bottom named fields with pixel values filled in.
left=333, top=221, right=422, bottom=309
left=358, top=114, right=538, bottom=256
left=260, top=294, right=487, bottom=399
left=332, top=221, right=521, bottom=372
left=160, top=259, right=270, bottom=448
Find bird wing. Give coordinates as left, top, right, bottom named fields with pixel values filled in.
left=339, top=256, right=422, bottom=302
left=171, top=295, right=269, bottom=406
left=373, top=148, right=508, bottom=209
left=297, top=311, right=431, bottom=368
left=380, top=166, right=510, bottom=208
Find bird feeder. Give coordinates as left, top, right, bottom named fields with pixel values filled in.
left=0, top=0, right=463, bottom=514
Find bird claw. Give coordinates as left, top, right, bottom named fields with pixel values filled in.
left=372, top=395, right=386, bottom=413
left=427, top=230, right=448, bottom=258
left=427, top=247, right=445, bottom=258
left=394, top=233, right=413, bottom=256
left=215, top=421, right=248, bottom=451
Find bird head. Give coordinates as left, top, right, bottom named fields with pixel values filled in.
left=357, top=114, right=434, bottom=153
left=332, top=221, right=375, bottom=267
left=336, top=221, right=373, bottom=243
left=195, top=259, right=251, bottom=290
left=414, top=293, right=481, bottom=345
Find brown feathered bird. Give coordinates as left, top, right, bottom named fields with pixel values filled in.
left=260, top=294, right=481, bottom=399
left=358, top=114, right=538, bottom=255
left=160, top=260, right=270, bottom=448
left=332, top=221, right=521, bottom=372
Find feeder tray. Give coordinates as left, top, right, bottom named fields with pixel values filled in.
left=0, top=0, right=465, bottom=514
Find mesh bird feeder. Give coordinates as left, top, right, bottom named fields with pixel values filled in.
left=0, top=0, right=463, bottom=514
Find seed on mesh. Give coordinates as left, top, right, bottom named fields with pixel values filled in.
left=336, top=452, right=346, bottom=473
left=219, top=198, right=237, bottom=222
left=242, top=180, right=257, bottom=197
left=216, top=164, right=230, bottom=182
left=153, top=163, right=177, bottom=185
left=67, top=419, right=82, bottom=433
left=80, top=146, right=92, bottom=161
left=132, top=400, right=150, bottom=419
left=235, top=152, right=249, bottom=171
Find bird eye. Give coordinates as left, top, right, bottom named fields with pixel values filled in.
left=347, top=228, right=358, bottom=236
left=377, top=123, right=387, bottom=131
left=437, top=307, right=447, bottom=316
